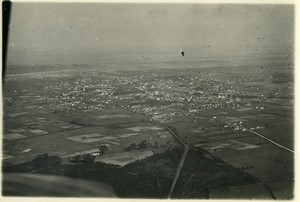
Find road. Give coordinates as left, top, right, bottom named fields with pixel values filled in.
left=167, top=146, right=189, bottom=199
left=243, top=128, right=294, bottom=153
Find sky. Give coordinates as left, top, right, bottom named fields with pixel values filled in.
left=6, top=3, right=294, bottom=65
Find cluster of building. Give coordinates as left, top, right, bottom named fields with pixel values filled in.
left=25, top=70, right=292, bottom=121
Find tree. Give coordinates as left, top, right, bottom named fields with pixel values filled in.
left=70, top=155, right=81, bottom=163
left=32, top=153, right=61, bottom=167
left=99, top=144, right=109, bottom=155
left=155, top=141, right=159, bottom=148
left=82, top=154, right=95, bottom=163
left=125, top=143, right=137, bottom=151
left=139, top=140, right=148, bottom=151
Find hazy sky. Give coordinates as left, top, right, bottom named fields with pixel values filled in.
left=6, top=3, right=294, bottom=64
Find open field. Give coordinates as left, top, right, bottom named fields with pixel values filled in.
left=2, top=53, right=294, bottom=199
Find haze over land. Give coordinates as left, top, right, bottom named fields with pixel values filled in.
left=6, top=3, right=294, bottom=65
left=3, top=3, right=295, bottom=198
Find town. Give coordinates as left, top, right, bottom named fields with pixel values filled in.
left=2, top=57, right=294, bottom=198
